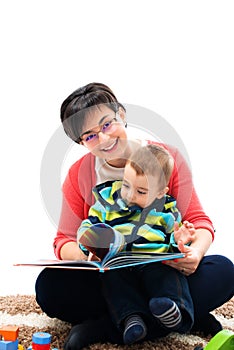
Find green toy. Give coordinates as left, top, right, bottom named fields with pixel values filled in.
left=194, top=329, right=234, bottom=350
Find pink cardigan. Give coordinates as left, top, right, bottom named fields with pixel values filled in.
left=54, top=142, right=214, bottom=259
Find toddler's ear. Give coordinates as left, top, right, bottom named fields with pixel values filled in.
left=157, top=186, right=169, bottom=199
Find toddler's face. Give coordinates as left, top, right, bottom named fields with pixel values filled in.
left=121, top=163, right=166, bottom=209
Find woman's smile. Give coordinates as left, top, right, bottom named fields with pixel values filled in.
left=101, top=138, right=118, bottom=152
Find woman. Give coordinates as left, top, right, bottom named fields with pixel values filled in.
left=35, top=82, right=234, bottom=350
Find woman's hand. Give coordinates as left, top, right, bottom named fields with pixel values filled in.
left=165, top=228, right=213, bottom=275
left=163, top=240, right=203, bottom=276
left=60, top=241, right=88, bottom=260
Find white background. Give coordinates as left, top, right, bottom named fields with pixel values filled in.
left=0, top=1, right=233, bottom=295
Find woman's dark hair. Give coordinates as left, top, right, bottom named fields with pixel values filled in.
left=60, top=82, right=125, bottom=143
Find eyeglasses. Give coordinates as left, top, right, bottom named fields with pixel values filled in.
left=78, top=114, right=121, bottom=144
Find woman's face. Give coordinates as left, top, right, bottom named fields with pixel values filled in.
left=80, top=104, right=130, bottom=166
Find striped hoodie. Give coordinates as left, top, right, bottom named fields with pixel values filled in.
left=78, top=180, right=182, bottom=254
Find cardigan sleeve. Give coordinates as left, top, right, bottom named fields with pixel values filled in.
left=165, top=143, right=215, bottom=239
left=53, top=153, right=95, bottom=259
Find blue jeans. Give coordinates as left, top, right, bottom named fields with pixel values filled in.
left=101, top=263, right=194, bottom=334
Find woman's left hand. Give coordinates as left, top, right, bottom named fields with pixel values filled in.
left=163, top=240, right=202, bottom=276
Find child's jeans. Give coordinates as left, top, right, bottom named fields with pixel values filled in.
left=101, top=262, right=194, bottom=334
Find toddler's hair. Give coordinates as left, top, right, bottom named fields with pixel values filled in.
left=128, top=144, right=174, bottom=189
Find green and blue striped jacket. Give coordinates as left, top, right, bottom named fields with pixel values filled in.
left=78, top=180, right=182, bottom=254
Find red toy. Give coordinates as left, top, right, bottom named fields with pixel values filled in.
left=31, top=332, right=51, bottom=350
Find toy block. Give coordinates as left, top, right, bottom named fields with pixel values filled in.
left=32, top=332, right=51, bottom=349
left=0, top=326, right=19, bottom=342
left=32, top=345, right=50, bottom=350
left=0, top=339, right=18, bottom=350
left=32, top=333, right=51, bottom=345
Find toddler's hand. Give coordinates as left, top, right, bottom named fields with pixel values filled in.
left=174, top=221, right=196, bottom=245
left=88, top=252, right=101, bottom=262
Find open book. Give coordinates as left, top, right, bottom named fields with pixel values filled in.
left=15, top=252, right=185, bottom=273
left=16, top=224, right=185, bottom=272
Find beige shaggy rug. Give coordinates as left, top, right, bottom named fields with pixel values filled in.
left=0, top=295, right=233, bottom=350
